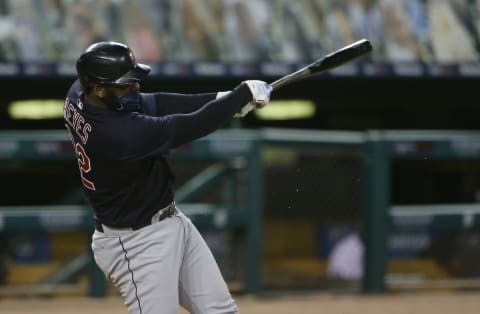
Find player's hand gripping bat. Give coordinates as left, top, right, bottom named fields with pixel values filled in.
left=270, top=39, right=373, bottom=91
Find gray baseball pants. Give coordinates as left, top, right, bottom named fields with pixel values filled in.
left=91, top=207, right=239, bottom=314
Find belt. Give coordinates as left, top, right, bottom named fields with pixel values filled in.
left=95, top=202, right=175, bottom=233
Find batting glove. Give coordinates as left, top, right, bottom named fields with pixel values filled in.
left=243, top=80, right=272, bottom=108
left=233, top=102, right=254, bottom=118
left=216, top=80, right=272, bottom=118
left=216, top=89, right=259, bottom=118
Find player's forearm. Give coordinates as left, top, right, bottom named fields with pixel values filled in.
left=169, top=84, right=252, bottom=148
left=153, top=92, right=217, bottom=115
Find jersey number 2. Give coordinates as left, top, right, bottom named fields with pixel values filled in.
left=75, top=143, right=96, bottom=191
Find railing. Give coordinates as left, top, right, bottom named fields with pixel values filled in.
left=2, top=129, right=480, bottom=295
left=363, top=130, right=480, bottom=292
left=0, top=129, right=264, bottom=296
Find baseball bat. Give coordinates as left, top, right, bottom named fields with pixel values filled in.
left=270, top=38, right=372, bottom=91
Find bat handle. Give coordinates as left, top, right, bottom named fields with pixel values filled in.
left=270, top=67, right=312, bottom=91
left=270, top=78, right=288, bottom=91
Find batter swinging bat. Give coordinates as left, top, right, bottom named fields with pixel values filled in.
left=270, top=38, right=373, bottom=91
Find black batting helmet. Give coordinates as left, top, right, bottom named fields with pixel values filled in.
left=76, top=41, right=151, bottom=89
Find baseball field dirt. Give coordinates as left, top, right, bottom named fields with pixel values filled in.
left=1, top=292, right=480, bottom=314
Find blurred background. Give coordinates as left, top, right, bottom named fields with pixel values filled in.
left=0, top=0, right=480, bottom=301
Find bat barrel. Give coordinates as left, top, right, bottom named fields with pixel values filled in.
left=269, top=39, right=372, bottom=92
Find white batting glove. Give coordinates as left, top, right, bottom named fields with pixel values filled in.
left=216, top=89, right=258, bottom=118
left=216, top=81, right=272, bottom=118
left=215, top=91, right=249, bottom=118
left=243, top=80, right=272, bottom=108
left=234, top=102, right=255, bottom=118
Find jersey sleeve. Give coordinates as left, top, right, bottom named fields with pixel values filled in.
left=143, top=92, right=217, bottom=116
left=115, top=83, right=252, bottom=160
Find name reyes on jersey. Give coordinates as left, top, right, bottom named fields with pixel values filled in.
left=64, top=97, right=92, bottom=145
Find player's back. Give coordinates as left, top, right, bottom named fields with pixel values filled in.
left=63, top=80, right=174, bottom=228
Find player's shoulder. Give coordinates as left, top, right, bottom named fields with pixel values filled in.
left=66, top=80, right=83, bottom=103
left=67, top=79, right=81, bottom=94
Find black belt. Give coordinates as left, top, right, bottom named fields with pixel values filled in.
left=95, top=202, right=175, bottom=233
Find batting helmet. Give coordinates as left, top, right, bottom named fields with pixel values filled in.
left=76, top=41, right=151, bottom=88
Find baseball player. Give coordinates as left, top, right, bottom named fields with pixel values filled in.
left=63, top=41, right=271, bottom=314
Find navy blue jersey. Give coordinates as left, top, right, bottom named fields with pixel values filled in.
left=64, top=80, right=251, bottom=227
